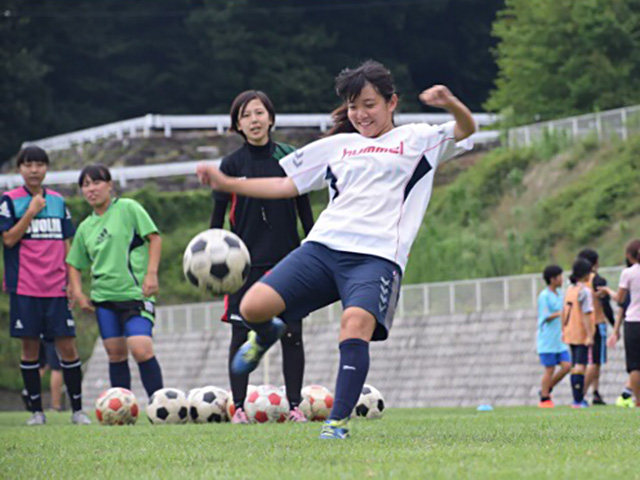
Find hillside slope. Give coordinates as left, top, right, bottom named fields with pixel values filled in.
left=403, top=134, right=640, bottom=284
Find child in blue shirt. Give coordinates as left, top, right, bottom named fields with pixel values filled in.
left=537, top=265, right=570, bottom=408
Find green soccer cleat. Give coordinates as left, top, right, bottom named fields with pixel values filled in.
left=319, top=418, right=350, bottom=439
left=231, top=319, right=286, bottom=375
left=615, top=395, right=635, bottom=408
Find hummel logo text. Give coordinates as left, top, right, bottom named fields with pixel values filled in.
left=342, top=365, right=356, bottom=371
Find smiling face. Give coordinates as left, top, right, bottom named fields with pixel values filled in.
left=236, top=98, right=273, bottom=146
left=347, top=83, right=398, bottom=138
left=19, top=160, right=47, bottom=191
left=81, top=176, right=112, bottom=211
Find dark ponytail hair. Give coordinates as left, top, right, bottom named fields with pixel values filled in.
left=78, top=164, right=112, bottom=187
left=328, top=60, right=396, bottom=136
left=569, top=258, right=593, bottom=284
left=626, top=238, right=640, bottom=262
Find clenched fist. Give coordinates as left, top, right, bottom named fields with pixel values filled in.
left=419, top=85, right=459, bottom=110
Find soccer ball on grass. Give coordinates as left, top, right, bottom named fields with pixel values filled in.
left=244, top=385, right=289, bottom=423
left=189, top=386, right=229, bottom=423
left=355, top=384, right=385, bottom=419
left=146, top=388, right=189, bottom=424
left=95, top=387, right=139, bottom=425
left=300, top=385, right=333, bottom=421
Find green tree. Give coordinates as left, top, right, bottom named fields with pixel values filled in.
left=486, top=0, right=640, bottom=125
left=0, top=3, right=51, bottom=164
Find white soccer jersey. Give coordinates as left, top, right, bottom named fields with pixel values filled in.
left=280, top=121, right=472, bottom=272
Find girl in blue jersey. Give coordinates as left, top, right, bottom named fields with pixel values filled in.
left=197, top=60, right=476, bottom=439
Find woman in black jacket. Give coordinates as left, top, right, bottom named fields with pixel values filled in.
left=210, top=90, right=314, bottom=423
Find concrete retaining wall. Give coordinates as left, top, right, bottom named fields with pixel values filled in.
left=82, top=309, right=628, bottom=408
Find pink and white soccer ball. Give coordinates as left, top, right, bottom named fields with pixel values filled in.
left=300, top=385, right=334, bottom=421
left=95, top=387, right=139, bottom=425
left=244, top=385, right=289, bottom=423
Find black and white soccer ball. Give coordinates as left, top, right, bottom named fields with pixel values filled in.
left=355, top=384, right=385, bottom=419
left=189, top=386, right=229, bottom=424
left=146, top=388, right=189, bottom=425
left=183, top=229, right=251, bottom=295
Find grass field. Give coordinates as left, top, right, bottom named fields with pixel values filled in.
left=0, top=407, right=637, bottom=479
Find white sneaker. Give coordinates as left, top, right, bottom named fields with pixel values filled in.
left=26, top=411, right=46, bottom=426
left=71, top=410, right=92, bottom=425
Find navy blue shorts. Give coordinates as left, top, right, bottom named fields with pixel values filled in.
left=9, top=294, right=75, bottom=340
left=95, top=301, right=154, bottom=339
left=39, top=340, right=61, bottom=370
left=260, top=241, right=402, bottom=341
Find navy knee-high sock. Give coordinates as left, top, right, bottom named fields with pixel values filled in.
left=138, top=357, right=163, bottom=398
left=329, top=339, right=370, bottom=421
left=109, top=360, right=131, bottom=390
left=20, top=359, right=42, bottom=412
left=571, top=373, right=585, bottom=403
left=60, top=358, right=83, bottom=412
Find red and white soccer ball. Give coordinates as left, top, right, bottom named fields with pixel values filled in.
left=95, top=387, right=139, bottom=425
left=244, top=385, right=289, bottom=423
left=226, top=384, right=258, bottom=418
left=189, top=386, right=229, bottom=424
left=355, top=384, right=385, bottom=419
left=300, top=385, right=334, bottom=421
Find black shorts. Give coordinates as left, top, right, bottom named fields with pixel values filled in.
left=221, top=266, right=271, bottom=324
left=589, top=323, right=607, bottom=365
left=624, top=322, right=640, bottom=373
left=570, top=344, right=589, bottom=366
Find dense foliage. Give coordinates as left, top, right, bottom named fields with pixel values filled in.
left=486, top=0, right=640, bottom=125
left=1, top=0, right=503, bottom=164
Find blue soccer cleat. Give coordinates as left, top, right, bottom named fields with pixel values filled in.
left=318, top=418, right=350, bottom=439
left=231, top=318, right=286, bottom=375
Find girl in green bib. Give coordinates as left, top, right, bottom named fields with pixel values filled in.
left=66, top=165, right=164, bottom=398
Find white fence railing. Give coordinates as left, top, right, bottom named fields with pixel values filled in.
left=508, top=105, right=640, bottom=147
left=2, top=130, right=500, bottom=189
left=22, top=112, right=499, bottom=153
left=154, top=266, right=624, bottom=334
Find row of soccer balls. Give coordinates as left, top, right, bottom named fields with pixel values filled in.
left=96, top=384, right=385, bottom=425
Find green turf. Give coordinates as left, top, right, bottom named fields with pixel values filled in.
left=0, top=407, right=637, bottom=479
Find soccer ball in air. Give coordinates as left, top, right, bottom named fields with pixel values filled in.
left=355, top=384, right=385, bottom=419
left=244, top=385, right=289, bottom=423
left=95, top=387, right=139, bottom=425
left=146, top=388, right=189, bottom=424
left=300, top=385, right=334, bottom=421
left=183, top=229, right=251, bottom=295
left=189, top=386, right=229, bottom=423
